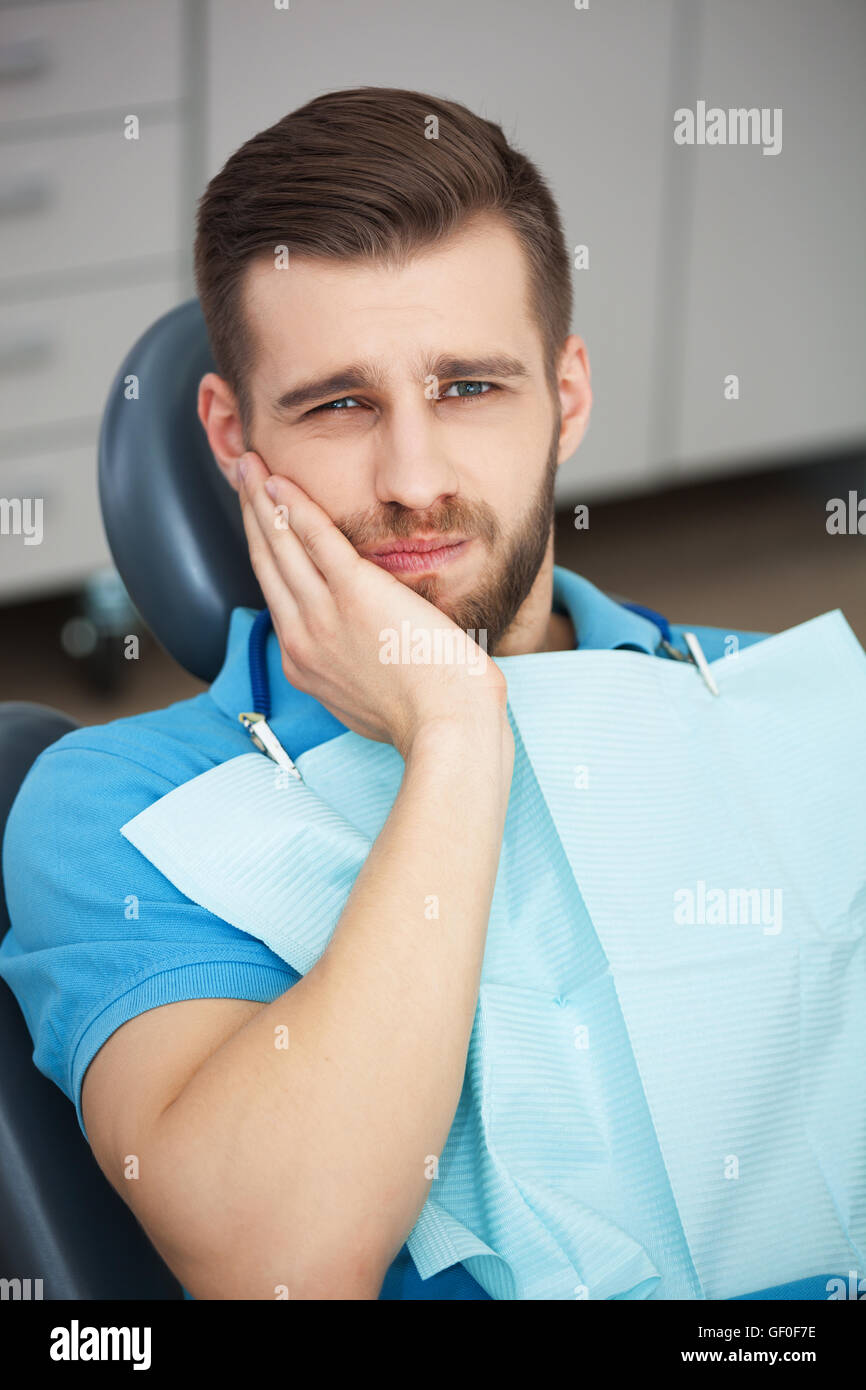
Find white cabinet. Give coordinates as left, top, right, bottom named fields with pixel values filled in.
left=0, top=0, right=182, bottom=123
left=1, top=124, right=182, bottom=287
left=0, top=277, right=184, bottom=437
left=667, top=0, right=866, bottom=480
left=0, top=0, right=189, bottom=604
left=0, top=444, right=112, bottom=599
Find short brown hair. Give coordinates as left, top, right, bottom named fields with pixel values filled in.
left=194, top=86, right=573, bottom=440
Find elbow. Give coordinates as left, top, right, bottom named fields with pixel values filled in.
left=176, top=1236, right=389, bottom=1300
left=153, top=1191, right=391, bottom=1300
left=134, top=1120, right=391, bottom=1299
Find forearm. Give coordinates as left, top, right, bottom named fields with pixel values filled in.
left=143, top=712, right=514, bottom=1299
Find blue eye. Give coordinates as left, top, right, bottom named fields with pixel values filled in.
left=441, top=381, right=495, bottom=400
left=310, top=396, right=362, bottom=413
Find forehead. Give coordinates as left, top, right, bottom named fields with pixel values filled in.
left=240, top=214, right=543, bottom=379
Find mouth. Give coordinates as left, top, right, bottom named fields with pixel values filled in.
left=361, top=535, right=472, bottom=574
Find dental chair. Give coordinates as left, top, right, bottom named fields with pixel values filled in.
left=0, top=298, right=263, bottom=1299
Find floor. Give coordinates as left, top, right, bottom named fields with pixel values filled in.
left=1, top=452, right=863, bottom=729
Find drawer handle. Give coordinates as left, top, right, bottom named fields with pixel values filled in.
left=0, top=36, right=52, bottom=83
left=0, top=175, right=53, bottom=218
left=0, top=333, right=55, bottom=373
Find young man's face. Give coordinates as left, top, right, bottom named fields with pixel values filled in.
left=206, top=213, right=591, bottom=654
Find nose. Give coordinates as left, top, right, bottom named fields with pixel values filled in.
left=371, top=390, right=460, bottom=513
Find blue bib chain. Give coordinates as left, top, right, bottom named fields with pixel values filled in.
left=248, top=606, right=274, bottom=719
left=237, top=606, right=301, bottom=777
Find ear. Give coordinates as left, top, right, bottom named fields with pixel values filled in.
left=197, top=371, right=247, bottom=492
left=554, top=335, right=593, bottom=463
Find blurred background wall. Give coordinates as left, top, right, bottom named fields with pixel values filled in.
left=0, top=0, right=864, bottom=723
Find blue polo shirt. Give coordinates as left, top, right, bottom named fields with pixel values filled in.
left=0, top=565, right=785, bottom=1300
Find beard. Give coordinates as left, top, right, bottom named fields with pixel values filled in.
left=339, top=412, right=561, bottom=657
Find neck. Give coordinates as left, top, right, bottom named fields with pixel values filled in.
left=544, top=608, right=577, bottom=652
left=493, top=542, right=576, bottom=656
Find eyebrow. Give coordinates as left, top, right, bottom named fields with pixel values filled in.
left=271, top=352, right=531, bottom=415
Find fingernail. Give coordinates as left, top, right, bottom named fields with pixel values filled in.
left=264, top=478, right=279, bottom=500
left=239, top=455, right=249, bottom=481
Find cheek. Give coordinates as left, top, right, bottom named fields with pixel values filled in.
left=296, top=459, right=375, bottom=532
left=462, top=413, right=549, bottom=492
left=461, top=394, right=548, bottom=447
left=265, top=430, right=370, bottom=509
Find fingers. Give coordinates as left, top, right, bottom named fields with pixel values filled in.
left=244, top=451, right=361, bottom=588
left=238, top=472, right=300, bottom=626
left=238, top=451, right=330, bottom=615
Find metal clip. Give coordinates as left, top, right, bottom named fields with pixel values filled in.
left=238, top=712, right=303, bottom=779
left=658, top=638, right=693, bottom=663
left=681, top=632, right=720, bottom=696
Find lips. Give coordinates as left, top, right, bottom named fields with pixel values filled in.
left=362, top=535, right=467, bottom=558
left=362, top=537, right=471, bottom=574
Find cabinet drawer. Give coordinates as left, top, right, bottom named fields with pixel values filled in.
left=0, top=123, right=181, bottom=286
left=0, top=0, right=181, bottom=126
left=0, top=277, right=182, bottom=438
left=0, top=441, right=111, bottom=601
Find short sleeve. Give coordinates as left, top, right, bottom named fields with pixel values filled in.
left=0, top=738, right=300, bottom=1145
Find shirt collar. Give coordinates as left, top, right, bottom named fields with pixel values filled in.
left=551, top=565, right=662, bottom=654
left=209, top=563, right=663, bottom=727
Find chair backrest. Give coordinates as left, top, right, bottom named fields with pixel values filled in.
left=0, top=704, right=81, bottom=940
left=98, top=296, right=263, bottom=682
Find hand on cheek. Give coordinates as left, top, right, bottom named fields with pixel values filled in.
left=238, top=449, right=305, bottom=510
left=234, top=446, right=504, bottom=753
left=237, top=448, right=268, bottom=490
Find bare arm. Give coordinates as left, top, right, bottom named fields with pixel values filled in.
left=125, top=708, right=512, bottom=1299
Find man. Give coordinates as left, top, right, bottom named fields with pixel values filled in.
left=0, top=87, right=766, bottom=1300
